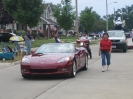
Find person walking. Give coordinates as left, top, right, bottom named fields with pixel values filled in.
left=25, top=30, right=32, bottom=55
left=99, top=33, right=112, bottom=72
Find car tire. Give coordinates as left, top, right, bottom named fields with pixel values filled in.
left=70, top=60, right=77, bottom=78
left=12, top=55, right=15, bottom=60
left=123, top=46, right=127, bottom=53
left=2, top=58, right=5, bottom=61
left=83, top=56, right=88, bottom=70
left=22, top=75, right=31, bottom=79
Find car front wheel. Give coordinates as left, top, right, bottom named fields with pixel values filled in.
left=70, top=60, right=77, bottom=78
left=123, top=45, right=127, bottom=53
left=83, top=56, right=88, bottom=70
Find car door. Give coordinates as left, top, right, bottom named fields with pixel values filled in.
left=79, top=48, right=86, bottom=68
left=75, top=48, right=81, bottom=70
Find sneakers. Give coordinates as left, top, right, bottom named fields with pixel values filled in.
left=102, top=66, right=109, bottom=72
left=107, top=66, right=109, bottom=71
left=102, top=68, right=106, bottom=72
left=102, top=66, right=106, bottom=72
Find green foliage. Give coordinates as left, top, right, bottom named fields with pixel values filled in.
left=104, top=4, right=133, bottom=30
left=16, top=30, right=25, bottom=36
left=32, top=31, right=37, bottom=39
left=3, top=0, right=44, bottom=28
left=80, top=7, right=96, bottom=32
left=6, top=29, right=12, bottom=33
left=53, top=0, right=75, bottom=36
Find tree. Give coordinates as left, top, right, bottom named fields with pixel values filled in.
left=3, top=0, right=44, bottom=30
left=104, top=4, right=133, bottom=30
left=0, top=0, right=13, bottom=26
left=53, top=0, right=75, bottom=40
left=80, top=7, right=96, bottom=32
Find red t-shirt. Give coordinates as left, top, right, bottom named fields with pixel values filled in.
left=100, top=39, right=112, bottom=52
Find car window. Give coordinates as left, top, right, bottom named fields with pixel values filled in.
left=108, top=31, right=125, bottom=37
left=35, top=43, right=75, bottom=54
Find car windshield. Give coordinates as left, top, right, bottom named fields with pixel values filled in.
left=35, top=43, right=75, bottom=54
left=108, top=31, right=125, bottom=37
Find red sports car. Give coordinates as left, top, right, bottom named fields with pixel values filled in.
left=21, top=43, right=88, bottom=78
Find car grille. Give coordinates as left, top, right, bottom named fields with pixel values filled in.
left=29, top=69, right=57, bottom=73
left=111, top=40, right=120, bottom=42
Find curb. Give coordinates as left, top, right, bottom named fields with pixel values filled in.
left=0, top=61, right=20, bottom=69
left=11, top=61, right=21, bottom=66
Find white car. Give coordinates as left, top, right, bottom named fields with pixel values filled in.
left=108, top=30, right=127, bottom=52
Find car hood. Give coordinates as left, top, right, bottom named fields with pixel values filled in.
left=109, top=37, right=125, bottom=40
left=26, top=53, right=74, bottom=64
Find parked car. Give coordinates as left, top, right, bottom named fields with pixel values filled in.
left=21, top=43, right=88, bottom=78
left=0, top=33, right=12, bottom=42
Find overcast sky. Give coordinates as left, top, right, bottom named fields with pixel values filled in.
left=44, top=0, right=133, bottom=17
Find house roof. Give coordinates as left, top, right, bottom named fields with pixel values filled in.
left=40, top=17, right=57, bottom=25
left=44, top=4, right=48, bottom=10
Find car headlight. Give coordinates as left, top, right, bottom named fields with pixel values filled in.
left=80, top=42, right=84, bottom=46
left=57, top=57, right=70, bottom=63
left=22, top=57, right=30, bottom=63
left=119, top=39, right=126, bottom=42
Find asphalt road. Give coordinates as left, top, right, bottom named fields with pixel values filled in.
left=0, top=45, right=133, bottom=99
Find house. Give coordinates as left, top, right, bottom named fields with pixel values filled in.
left=6, top=3, right=57, bottom=38
left=34, top=3, right=57, bottom=38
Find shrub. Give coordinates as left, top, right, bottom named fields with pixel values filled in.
left=16, top=30, right=25, bottom=36
left=6, top=29, right=12, bottom=33
left=32, top=32, right=37, bottom=39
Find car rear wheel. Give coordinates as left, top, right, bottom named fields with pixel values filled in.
left=123, top=45, right=127, bottom=53
left=12, top=55, right=15, bottom=60
left=83, top=56, right=88, bottom=70
left=70, top=60, right=77, bottom=78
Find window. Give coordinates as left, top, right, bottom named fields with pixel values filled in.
left=47, top=12, right=49, bottom=19
left=44, top=11, right=47, bottom=18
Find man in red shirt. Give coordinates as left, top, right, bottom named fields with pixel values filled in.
left=99, top=33, right=112, bottom=72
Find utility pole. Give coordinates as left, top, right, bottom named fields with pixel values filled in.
left=106, top=0, right=108, bottom=32
left=75, top=0, right=79, bottom=39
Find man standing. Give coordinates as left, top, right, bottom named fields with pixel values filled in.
left=25, top=30, right=32, bottom=55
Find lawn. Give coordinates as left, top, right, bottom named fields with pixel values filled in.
left=0, top=37, right=99, bottom=63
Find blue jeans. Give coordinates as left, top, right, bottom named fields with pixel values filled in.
left=25, top=40, right=31, bottom=54
left=14, top=42, right=21, bottom=51
left=101, top=51, right=111, bottom=66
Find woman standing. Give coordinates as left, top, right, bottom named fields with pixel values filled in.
left=99, top=33, right=112, bottom=72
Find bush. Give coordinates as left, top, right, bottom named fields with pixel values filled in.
left=38, top=33, right=44, bottom=38
left=16, top=30, right=25, bottom=36
left=6, top=29, right=12, bottom=33
left=58, top=31, right=63, bottom=37
left=32, top=32, right=37, bottom=39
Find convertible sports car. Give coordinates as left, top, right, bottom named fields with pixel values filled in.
left=21, top=43, right=88, bottom=78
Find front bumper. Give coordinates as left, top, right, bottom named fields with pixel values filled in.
left=112, top=42, right=126, bottom=49
left=21, top=61, right=73, bottom=76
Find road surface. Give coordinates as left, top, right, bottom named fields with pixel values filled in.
left=0, top=45, right=133, bottom=99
